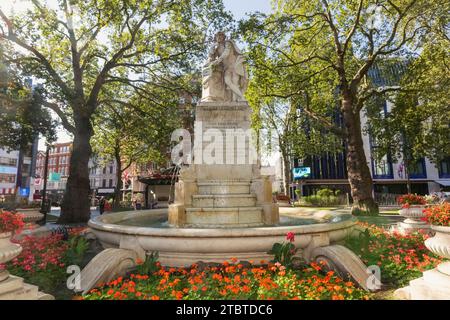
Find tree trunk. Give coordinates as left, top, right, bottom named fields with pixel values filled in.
left=342, top=97, right=379, bottom=216
left=58, top=116, right=93, bottom=223
left=281, top=150, right=291, bottom=197
left=113, top=147, right=122, bottom=210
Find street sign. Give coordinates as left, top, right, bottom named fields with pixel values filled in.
left=49, top=172, right=61, bottom=181
left=19, top=187, right=30, bottom=197
left=97, top=188, right=115, bottom=194
left=293, top=167, right=311, bottom=179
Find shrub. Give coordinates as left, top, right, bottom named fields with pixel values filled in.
left=317, top=188, right=334, bottom=198
left=302, top=195, right=340, bottom=206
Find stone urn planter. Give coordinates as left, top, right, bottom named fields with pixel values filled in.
left=425, top=225, right=450, bottom=275
left=0, top=232, right=22, bottom=282
left=394, top=224, right=450, bottom=299
left=399, top=205, right=430, bottom=232
left=17, top=209, right=44, bottom=229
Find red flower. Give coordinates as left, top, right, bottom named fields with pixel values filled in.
left=397, top=194, right=426, bottom=206
left=0, top=210, right=24, bottom=234
left=286, top=232, right=295, bottom=243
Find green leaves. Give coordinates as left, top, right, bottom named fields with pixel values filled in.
left=267, top=241, right=297, bottom=267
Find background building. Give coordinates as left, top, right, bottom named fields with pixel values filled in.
left=35, top=142, right=72, bottom=202
left=273, top=63, right=450, bottom=203
left=88, top=158, right=118, bottom=198
left=0, top=148, right=19, bottom=199
left=0, top=137, right=39, bottom=202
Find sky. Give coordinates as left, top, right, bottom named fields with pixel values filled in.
left=0, top=0, right=274, bottom=151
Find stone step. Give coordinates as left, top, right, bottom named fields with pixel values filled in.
left=197, top=181, right=251, bottom=195
left=0, top=275, right=24, bottom=295
left=0, top=282, right=39, bottom=300
left=185, top=206, right=263, bottom=226
left=192, top=194, right=256, bottom=207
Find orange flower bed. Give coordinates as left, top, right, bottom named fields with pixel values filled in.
left=346, top=223, right=442, bottom=286
left=81, top=260, right=370, bottom=300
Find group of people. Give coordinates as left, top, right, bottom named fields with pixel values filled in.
left=98, top=196, right=112, bottom=215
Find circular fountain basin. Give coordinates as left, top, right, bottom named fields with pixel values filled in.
left=88, top=208, right=356, bottom=266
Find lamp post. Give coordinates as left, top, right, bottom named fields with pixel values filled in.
left=39, top=143, right=51, bottom=225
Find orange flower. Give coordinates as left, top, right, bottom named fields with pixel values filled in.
left=241, top=285, right=251, bottom=293
left=151, top=295, right=160, bottom=300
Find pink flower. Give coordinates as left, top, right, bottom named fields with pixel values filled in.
left=286, top=232, right=295, bottom=243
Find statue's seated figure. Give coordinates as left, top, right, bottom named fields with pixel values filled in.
left=201, top=32, right=249, bottom=103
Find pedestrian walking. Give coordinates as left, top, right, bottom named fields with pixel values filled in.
left=99, top=196, right=106, bottom=215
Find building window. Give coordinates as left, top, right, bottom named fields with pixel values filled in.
left=0, top=157, right=17, bottom=167
left=109, top=166, right=113, bottom=174
left=109, top=179, right=113, bottom=187
left=372, top=154, right=394, bottom=179
left=0, top=174, right=16, bottom=183
left=409, top=158, right=427, bottom=179
left=369, top=105, right=394, bottom=179
left=102, top=179, right=106, bottom=187
left=103, top=167, right=106, bottom=175
left=439, top=157, right=450, bottom=178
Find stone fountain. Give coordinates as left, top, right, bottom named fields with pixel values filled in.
left=79, top=33, right=374, bottom=294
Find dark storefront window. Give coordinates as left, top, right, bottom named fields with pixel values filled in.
left=439, top=157, right=450, bottom=178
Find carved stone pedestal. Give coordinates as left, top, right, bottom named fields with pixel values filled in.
left=168, top=101, right=279, bottom=228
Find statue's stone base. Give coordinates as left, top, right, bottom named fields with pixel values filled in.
left=0, top=275, right=54, bottom=300
left=168, top=101, right=279, bottom=227
left=394, top=268, right=450, bottom=300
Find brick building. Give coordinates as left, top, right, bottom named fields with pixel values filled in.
left=35, top=142, right=72, bottom=199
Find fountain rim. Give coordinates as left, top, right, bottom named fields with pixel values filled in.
left=88, top=208, right=357, bottom=238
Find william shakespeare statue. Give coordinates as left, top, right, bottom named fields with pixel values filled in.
left=201, top=32, right=249, bottom=102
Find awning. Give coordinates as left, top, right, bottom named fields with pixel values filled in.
left=435, top=180, right=450, bottom=186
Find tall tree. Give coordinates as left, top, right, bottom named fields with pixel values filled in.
left=0, top=42, right=55, bottom=150
left=0, top=0, right=231, bottom=222
left=92, top=79, right=184, bottom=209
left=241, top=0, right=442, bottom=214
left=366, top=40, right=450, bottom=183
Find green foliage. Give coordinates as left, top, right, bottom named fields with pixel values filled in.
left=66, top=235, right=90, bottom=266
left=268, top=241, right=297, bottom=267
left=301, top=188, right=344, bottom=206
left=302, top=195, right=341, bottom=206
left=0, top=0, right=233, bottom=221
left=345, top=224, right=441, bottom=286
left=365, top=40, right=450, bottom=166
left=0, top=44, right=56, bottom=149
left=316, top=188, right=334, bottom=198
left=136, top=252, right=160, bottom=275
left=239, top=0, right=445, bottom=212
